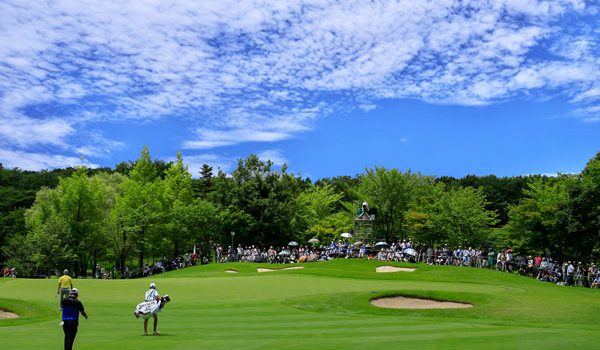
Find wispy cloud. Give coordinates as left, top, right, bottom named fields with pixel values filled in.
left=0, top=0, right=598, bottom=170
left=178, top=153, right=238, bottom=177
left=73, top=131, right=126, bottom=158
left=183, top=128, right=293, bottom=150
left=0, top=116, right=74, bottom=148
left=0, top=148, right=98, bottom=170
left=257, top=149, right=287, bottom=167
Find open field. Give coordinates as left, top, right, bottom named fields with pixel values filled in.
left=1, top=259, right=599, bottom=349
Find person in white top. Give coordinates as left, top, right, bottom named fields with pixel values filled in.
left=144, top=283, right=160, bottom=335
left=566, top=262, right=575, bottom=286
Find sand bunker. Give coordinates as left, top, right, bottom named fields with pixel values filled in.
left=257, top=266, right=305, bottom=273
left=376, top=266, right=416, bottom=273
left=0, top=310, right=18, bottom=319
left=225, top=269, right=239, bottom=273
left=371, top=296, right=472, bottom=309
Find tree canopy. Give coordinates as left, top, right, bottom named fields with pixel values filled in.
left=2, top=150, right=600, bottom=277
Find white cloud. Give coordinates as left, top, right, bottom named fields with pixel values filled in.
left=0, top=0, right=598, bottom=170
left=183, top=128, right=293, bottom=150
left=0, top=148, right=98, bottom=170
left=359, top=104, right=377, bottom=112
left=0, top=115, right=74, bottom=148
left=178, top=153, right=238, bottom=177
left=73, top=131, right=126, bottom=158
left=257, top=149, right=287, bottom=167
left=574, top=105, right=600, bottom=122
left=573, top=87, right=600, bottom=102
left=177, top=150, right=287, bottom=179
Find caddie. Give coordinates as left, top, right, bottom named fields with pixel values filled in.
left=143, top=283, right=159, bottom=335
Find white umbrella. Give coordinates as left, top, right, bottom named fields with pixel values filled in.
left=278, top=249, right=291, bottom=256
left=308, top=238, right=320, bottom=245
left=353, top=241, right=363, bottom=247
left=375, top=241, right=388, bottom=248
left=340, top=232, right=353, bottom=239
left=288, top=241, right=299, bottom=247
left=404, top=248, right=417, bottom=256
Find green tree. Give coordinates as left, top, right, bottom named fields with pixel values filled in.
left=163, top=152, right=194, bottom=204
left=441, top=174, right=529, bottom=226
left=217, top=155, right=303, bottom=246
left=429, top=186, right=498, bottom=247
left=2, top=234, right=36, bottom=277
left=20, top=168, right=106, bottom=276
left=307, top=212, right=353, bottom=245
left=294, top=183, right=351, bottom=243
left=91, top=172, right=127, bottom=276
left=358, top=167, right=419, bottom=242
left=506, top=177, right=572, bottom=258
left=315, top=176, right=360, bottom=205
left=566, top=154, right=600, bottom=260
left=162, top=152, right=195, bottom=256
left=114, top=161, right=135, bottom=176
left=55, top=167, right=106, bottom=276
left=29, top=214, right=77, bottom=276
left=194, top=163, right=214, bottom=199
left=117, top=146, right=163, bottom=270
left=403, top=181, right=445, bottom=245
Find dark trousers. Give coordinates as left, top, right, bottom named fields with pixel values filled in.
left=60, top=288, right=70, bottom=308
left=63, top=320, right=78, bottom=350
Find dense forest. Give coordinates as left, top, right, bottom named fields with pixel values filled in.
left=1, top=147, right=599, bottom=277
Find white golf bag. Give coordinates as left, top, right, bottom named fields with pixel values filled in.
left=134, top=295, right=170, bottom=319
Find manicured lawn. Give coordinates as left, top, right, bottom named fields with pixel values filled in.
left=1, top=259, right=599, bottom=349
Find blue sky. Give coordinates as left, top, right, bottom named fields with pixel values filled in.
left=0, top=1, right=598, bottom=179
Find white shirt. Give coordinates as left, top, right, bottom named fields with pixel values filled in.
left=145, top=288, right=159, bottom=302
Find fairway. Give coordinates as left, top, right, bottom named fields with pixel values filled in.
left=1, top=259, right=599, bottom=350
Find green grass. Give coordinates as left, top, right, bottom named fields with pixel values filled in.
left=1, top=259, right=599, bottom=349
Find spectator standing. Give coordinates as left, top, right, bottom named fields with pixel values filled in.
left=592, top=274, right=600, bottom=288
left=588, top=264, right=597, bottom=285
left=534, top=254, right=542, bottom=267
left=496, top=250, right=506, bottom=271
left=57, top=269, right=73, bottom=309
left=505, top=250, right=513, bottom=272
left=61, top=288, right=88, bottom=350
left=191, top=250, right=198, bottom=265
left=216, top=245, right=222, bottom=263
left=566, top=262, right=575, bottom=286
left=487, top=249, right=495, bottom=268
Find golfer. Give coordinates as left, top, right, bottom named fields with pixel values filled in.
left=57, top=269, right=73, bottom=309
left=144, top=282, right=160, bottom=335
left=61, top=288, right=88, bottom=350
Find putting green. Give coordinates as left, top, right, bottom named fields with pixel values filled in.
left=1, top=259, right=599, bottom=349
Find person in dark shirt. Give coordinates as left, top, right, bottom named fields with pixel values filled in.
left=61, top=288, right=88, bottom=350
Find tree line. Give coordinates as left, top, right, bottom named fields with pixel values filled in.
left=1, top=147, right=598, bottom=277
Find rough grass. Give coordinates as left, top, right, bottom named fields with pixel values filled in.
left=1, top=259, right=599, bottom=349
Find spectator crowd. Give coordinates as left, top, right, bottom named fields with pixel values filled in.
left=1, top=265, right=16, bottom=278
left=213, top=239, right=600, bottom=289
left=3, top=239, right=600, bottom=288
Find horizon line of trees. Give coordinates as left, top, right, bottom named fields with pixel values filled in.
left=1, top=148, right=598, bottom=278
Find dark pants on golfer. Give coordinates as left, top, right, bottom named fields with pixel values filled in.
left=63, top=320, right=78, bottom=350
left=60, top=288, right=70, bottom=307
